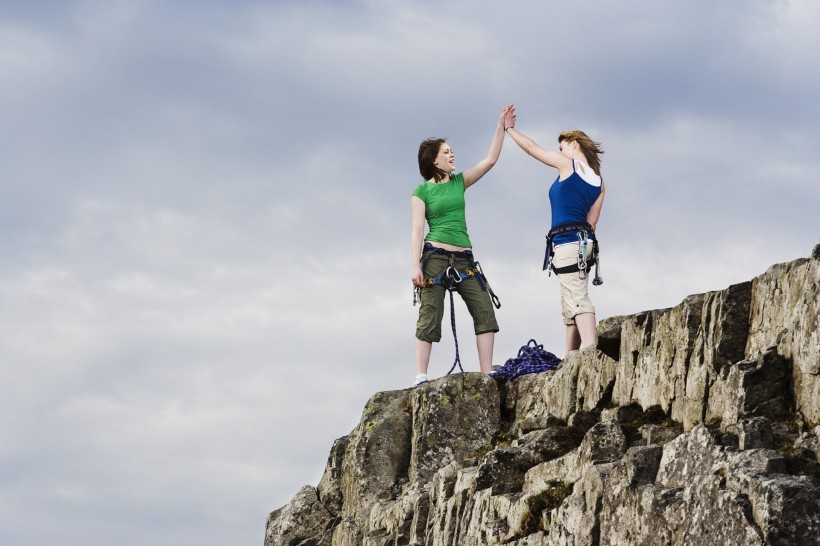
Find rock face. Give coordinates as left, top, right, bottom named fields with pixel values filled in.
left=265, top=247, right=820, bottom=546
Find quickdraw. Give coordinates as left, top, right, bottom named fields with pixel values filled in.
left=413, top=244, right=501, bottom=375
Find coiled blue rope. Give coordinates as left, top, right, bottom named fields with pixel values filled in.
left=490, top=339, right=561, bottom=380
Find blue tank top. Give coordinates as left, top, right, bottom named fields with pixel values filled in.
left=548, top=160, right=602, bottom=245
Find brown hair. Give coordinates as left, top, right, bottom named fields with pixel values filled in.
left=558, top=130, right=604, bottom=176
left=418, top=138, right=449, bottom=182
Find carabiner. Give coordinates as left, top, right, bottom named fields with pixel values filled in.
left=445, top=265, right=462, bottom=286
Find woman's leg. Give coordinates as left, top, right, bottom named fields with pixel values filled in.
left=554, top=242, right=596, bottom=355
left=415, top=339, right=433, bottom=375
left=565, top=324, right=581, bottom=355
left=414, top=254, right=446, bottom=384
left=575, top=312, right=597, bottom=349
left=476, top=331, right=495, bottom=374
left=456, top=258, right=499, bottom=374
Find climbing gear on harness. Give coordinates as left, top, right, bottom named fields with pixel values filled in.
left=412, top=243, right=501, bottom=375
left=577, top=231, right=588, bottom=278
left=414, top=244, right=501, bottom=308
left=543, top=222, right=603, bottom=285
left=489, top=339, right=562, bottom=380
left=414, top=244, right=501, bottom=309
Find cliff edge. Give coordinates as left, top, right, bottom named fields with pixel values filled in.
left=265, top=245, right=820, bottom=546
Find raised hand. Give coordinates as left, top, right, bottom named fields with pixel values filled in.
left=503, top=105, right=516, bottom=131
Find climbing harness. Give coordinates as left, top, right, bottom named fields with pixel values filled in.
left=413, top=243, right=501, bottom=375
left=543, top=222, right=603, bottom=286
left=489, top=339, right=562, bottom=380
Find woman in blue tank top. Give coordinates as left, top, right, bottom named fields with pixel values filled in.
left=504, top=107, right=606, bottom=356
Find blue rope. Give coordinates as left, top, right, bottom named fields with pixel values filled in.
left=490, top=339, right=561, bottom=380
left=445, top=289, right=463, bottom=375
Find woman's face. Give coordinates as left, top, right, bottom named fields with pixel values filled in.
left=558, top=139, right=578, bottom=158
left=433, top=143, right=455, bottom=173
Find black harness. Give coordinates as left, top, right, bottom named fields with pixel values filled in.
left=415, top=244, right=501, bottom=308
left=543, top=222, right=603, bottom=285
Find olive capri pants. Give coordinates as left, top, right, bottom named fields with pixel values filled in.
left=415, top=251, right=499, bottom=343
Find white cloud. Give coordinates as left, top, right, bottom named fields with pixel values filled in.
left=1, top=1, right=818, bottom=545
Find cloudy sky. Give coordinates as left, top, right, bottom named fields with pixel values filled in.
left=1, top=1, right=818, bottom=544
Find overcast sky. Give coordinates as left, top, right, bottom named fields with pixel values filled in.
left=1, top=1, right=818, bottom=545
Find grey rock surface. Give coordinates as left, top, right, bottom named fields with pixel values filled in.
left=265, top=246, right=820, bottom=545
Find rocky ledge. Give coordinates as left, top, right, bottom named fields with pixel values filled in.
left=265, top=245, right=820, bottom=546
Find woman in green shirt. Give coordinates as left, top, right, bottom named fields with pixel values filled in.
left=410, top=106, right=513, bottom=386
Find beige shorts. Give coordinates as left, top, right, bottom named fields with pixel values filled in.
left=553, top=242, right=595, bottom=325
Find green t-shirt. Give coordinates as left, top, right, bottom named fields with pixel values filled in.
left=412, top=172, right=472, bottom=248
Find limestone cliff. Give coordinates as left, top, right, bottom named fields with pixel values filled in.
left=265, top=246, right=820, bottom=546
